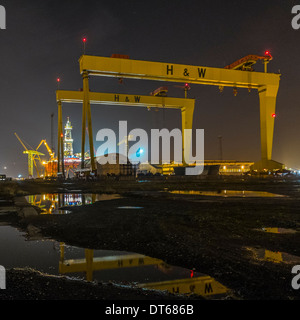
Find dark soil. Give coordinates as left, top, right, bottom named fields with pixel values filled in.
left=1, top=268, right=196, bottom=300
left=0, top=177, right=300, bottom=300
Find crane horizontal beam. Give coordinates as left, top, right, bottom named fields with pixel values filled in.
left=56, top=90, right=195, bottom=110
left=59, top=253, right=163, bottom=274
left=56, top=90, right=196, bottom=170
left=79, top=55, right=280, bottom=90
left=23, top=151, right=44, bottom=156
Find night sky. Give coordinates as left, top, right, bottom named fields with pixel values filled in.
left=1, top=0, right=300, bottom=177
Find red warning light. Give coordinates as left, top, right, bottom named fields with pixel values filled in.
left=60, top=133, right=64, bottom=138
left=57, top=78, right=60, bottom=83
left=83, top=37, right=87, bottom=43
left=265, top=50, right=272, bottom=58
left=272, top=113, right=276, bottom=118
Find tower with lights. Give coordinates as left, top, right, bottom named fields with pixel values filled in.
left=63, top=117, right=74, bottom=157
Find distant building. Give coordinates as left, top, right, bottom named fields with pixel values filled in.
left=214, top=161, right=254, bottom=175
left=64, top=117, right=74, bottom=157
left=96, top=153, right=137, bottom=176
left=137, top=163, right=160, bottom=175
left=157, top=160, right=254, bottom=176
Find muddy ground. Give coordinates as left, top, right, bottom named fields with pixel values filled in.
left=0, top=176, right=300, bottom=300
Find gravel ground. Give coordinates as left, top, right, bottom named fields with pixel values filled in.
left=0, top=177, right=299, bottom=300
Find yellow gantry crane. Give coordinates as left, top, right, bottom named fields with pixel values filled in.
left=75, top=52, right=281, bottom=171
left=14, top=133, right=44, bottom=178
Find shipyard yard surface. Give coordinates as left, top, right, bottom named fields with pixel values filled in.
left=0, top=176, right=299, bottom=301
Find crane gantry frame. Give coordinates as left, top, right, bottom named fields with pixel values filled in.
left=56, top=53, right=282, bottom=175
left=56, top=90, right=195, bottom=173
left=76, top=54, right=282, bottom=172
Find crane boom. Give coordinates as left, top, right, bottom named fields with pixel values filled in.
left=14, top=132, right=28, bottom=151
left=36, top=139, right=55, bottom=160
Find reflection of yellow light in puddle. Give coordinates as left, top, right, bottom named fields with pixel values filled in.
left=262, top=227, right=298, bottom=234
left=263, top=227, right=279, bottom=234
left=264, top=250, right=283, bottom=263
left=170, top=190, right=285, bottom=198
left=248, top=247, right=300, bottom=264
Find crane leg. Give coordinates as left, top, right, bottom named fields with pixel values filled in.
left=57, top=101, right=62, bottom=174
left=82, top=71, right=96, bottom=171
left=81, top=76, right=87, bottom=169
left=253, top=85, right=284, bottom=170
left=181, top=105, right=195, bottom=165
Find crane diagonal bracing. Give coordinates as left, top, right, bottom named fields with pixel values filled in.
left=56, top=90, right=195, bottom=172
left=78, top=55, right=282, bottom=171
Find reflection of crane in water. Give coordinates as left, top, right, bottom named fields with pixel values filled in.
left=27, top=194, right=57, bottom=214
left=59, top=243, right=163, bottom=281
left=58, top=243, right=228, bottom=297
left=26, top=193, right=97, bottom=214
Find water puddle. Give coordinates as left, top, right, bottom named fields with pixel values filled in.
left=0, top=199, right=13, bottom=205
left=117, top=206, right=144, bottom=210
left=261, top=227, right=298, bottom=234
left=169, top=190, right=285, bottom=198
left=246, top=247, right=300, bottom=264
left=0, top=225, right=228, bottom=298
left=25, top=193, right=122, bottom=214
